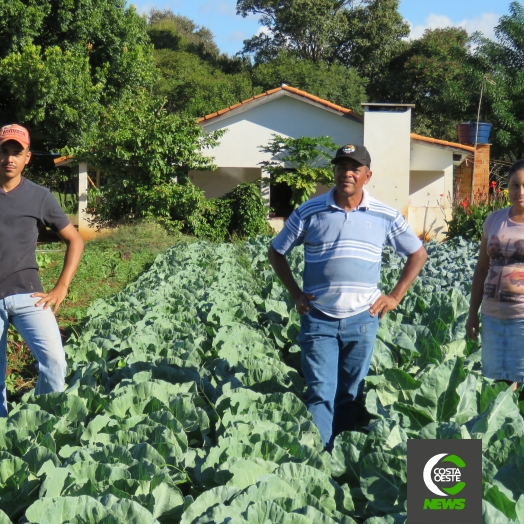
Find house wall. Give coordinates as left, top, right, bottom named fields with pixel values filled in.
left=409, top=171, right=445, bottom=207
left=407, top=206, right=452, bottom=242
left=410, top=143, right=454, bottom=206
left=189, top=167, right=262, bottom=199
left=408, top=142, right=454, bottom=241
left=201, top=96, right=363, bottom=169
left=197, top=97, right=459, bottom=241
left=363, top=107, right=412, bottom=216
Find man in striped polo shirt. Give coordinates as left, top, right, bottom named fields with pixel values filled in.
left=268, top=144, right=427, bottom=449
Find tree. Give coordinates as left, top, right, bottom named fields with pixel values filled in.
left=475, top=2, right=524, bottom=160
left=146, top=9, right=249, bottom=73
left=369, top=27, right=477, bottom=141
left=147, top=7, right=366, bottom=119
left=153, top=50, right=260, bottom=117
left=0, top=45, right=103, bottom=148
left=260, top=135, right=338, bottom=208
left=66, top=89, right=224, bottom=225
left=237, top=0, right=409, bottom=80
left=252, top=52, right=367, bottom=111
left=238, top=0, right=353, bottom=62
left=0, top=0, right=156, bottom=151
left=146, top=10, right=221, bottom=63
left=147, top=9, right=260, bottom=118
left=337, top=0, right=410, bottom=82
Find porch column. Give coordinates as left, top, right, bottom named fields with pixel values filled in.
left=77, top=162, right=94, bottom=240
left=261, top=170, right=270, bottom=210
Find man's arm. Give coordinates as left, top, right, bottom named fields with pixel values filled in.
left=370, top=245, right=427, bottom=319
left=268, top=245, right=315, bottom=315
left=465, top=236, right=489, bottom=340
left=32, top=223, right=84, bottom=311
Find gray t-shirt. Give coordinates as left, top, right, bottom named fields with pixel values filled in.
left=482, top=207, right=524, bottom=319
left=0, top=178, right=70, bottom=298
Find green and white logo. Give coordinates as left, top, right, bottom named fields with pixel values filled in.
left=423, top=453, right=466, bottom=497
left=408, top=439, right=481, bottom=523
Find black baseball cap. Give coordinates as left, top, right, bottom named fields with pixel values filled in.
left=331, top=144, right=371, bottom=166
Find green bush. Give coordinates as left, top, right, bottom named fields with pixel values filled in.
left=198, top=198, right=234, bottom=242
left=162, top=181, right=230, bottom=241
left=224, top=182, right=270, bottom=238
left=137, top=180, right=269, bottom=242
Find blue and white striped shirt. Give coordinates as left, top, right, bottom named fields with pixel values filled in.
left=272, top=187, right=422, bottom=318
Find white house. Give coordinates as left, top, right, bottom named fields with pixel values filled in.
left=191, top=85, right=479, bottom=240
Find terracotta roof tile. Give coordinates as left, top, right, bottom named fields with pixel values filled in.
left=53, top=154, right=72, bottom=165
left=410, top=133, right=475, bottom=153
left=197, top=85, right=363, bottom=123
left=196, top=88, right=467, bottom=152
left=282, top=85, right=363, bottom=119
left=200, top=111, right=220, bottom=121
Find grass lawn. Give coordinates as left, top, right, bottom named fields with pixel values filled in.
left=6, top=221, right=184, bottom=397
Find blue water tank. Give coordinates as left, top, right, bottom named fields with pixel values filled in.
left=456, top=122, right=492, bottom=144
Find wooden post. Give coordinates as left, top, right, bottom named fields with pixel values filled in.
left=95, top=169, right=101, bottom=205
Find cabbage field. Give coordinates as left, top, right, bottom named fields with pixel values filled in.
left=2, top=237, right=524, bottom=523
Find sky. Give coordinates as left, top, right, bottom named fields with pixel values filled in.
left=130, top=0, right=509, bottom=56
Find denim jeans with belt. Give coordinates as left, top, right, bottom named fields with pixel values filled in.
left=0, top=293, right=67, bottom=416
left=299, top=307, right=379, bottom=449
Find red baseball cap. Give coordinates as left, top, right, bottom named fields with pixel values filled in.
left=0, top=124, right=30, bottom=149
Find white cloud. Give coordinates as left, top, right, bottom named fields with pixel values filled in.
left=409, top=12, right=500, bottom=41
left=256, top=25, right=270, bottom=36
left=461, top=13, right=500, bottom=40
left=409, top=14, right=451, bottom=40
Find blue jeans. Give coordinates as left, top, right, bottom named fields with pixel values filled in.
left=482, top=314, right=524, bottom=383
left=299, top=307, right=379, bottom=449
left=0, top=293, right=66, bottom=416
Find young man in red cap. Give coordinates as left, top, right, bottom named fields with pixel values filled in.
left=0, top=124, right=84, bottom=415
left=269, top=144, right=427, bottom=450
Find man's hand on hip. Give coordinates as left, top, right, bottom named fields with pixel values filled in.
left=294, top=292, right=316, bottom=316
left=370, top=294, right=399, bottom=319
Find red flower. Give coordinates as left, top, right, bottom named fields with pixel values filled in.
left=497, top=188, right=502, bottom=194
left=490, top=181, right=497, bottom=189
left=461, top=198, right=469, bottom=209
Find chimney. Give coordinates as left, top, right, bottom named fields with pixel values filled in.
left=362, top=103, right=415, bottom=216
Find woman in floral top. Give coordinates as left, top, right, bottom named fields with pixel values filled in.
left=467, top=159, right=524, bottom=384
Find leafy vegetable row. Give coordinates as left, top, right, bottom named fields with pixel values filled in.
left=0, top=238, right=523, bottom=523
